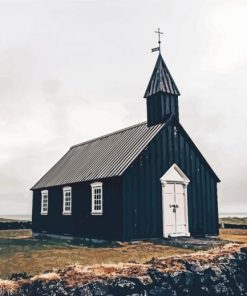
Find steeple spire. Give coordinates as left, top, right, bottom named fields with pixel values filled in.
left=144, top=37, right=180, bottom=126
left=144, top=53, right=180, bottom=98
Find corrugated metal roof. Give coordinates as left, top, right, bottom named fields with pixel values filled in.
left=32, top=121, right=165, bottom=189
left=144, top=53, right=180, bottom=98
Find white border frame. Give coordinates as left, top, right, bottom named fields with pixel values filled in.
left=90, top=181, right=103, bottom=215
left=63, top=186, right=72, bottom=215
left=160, top=164, right=190, bottom=238
left=41, top=190, right=48, bottom=215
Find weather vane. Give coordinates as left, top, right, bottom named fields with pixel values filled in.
left=152, top=28, right=163, bottom=53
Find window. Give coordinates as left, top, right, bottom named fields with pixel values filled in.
left=41, top=190, right=48, bottom=215
left=91, top=182, right=103, bottom=215
left=63, top=187, right=72, bottom=215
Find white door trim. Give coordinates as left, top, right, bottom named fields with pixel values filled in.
left=160, top=164, right=190, bottom=238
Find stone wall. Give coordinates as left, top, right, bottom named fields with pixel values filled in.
left=1, top=244, right=247, bottom=296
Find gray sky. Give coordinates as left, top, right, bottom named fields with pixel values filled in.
left=0, top=0, right=246, bottom=215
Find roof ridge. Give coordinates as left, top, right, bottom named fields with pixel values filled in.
left=71, top=121, right=148, bottom=149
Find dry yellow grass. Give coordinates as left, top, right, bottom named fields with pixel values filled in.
left=0, top=228, right=246, bottom=279
left=0, top=241, right=193, bottom=279
left=31, top=272, right=61, bottom=282
left=0, top=229, right=32, bottom=239
left=0, top=229, right=194, bottom=279
left=220, top=228, right=247, bottom=244
left=220, top=217, right=247, bottom=225
left=0, top=279, right=19, bottom=295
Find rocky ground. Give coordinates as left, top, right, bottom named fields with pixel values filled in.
left=1, top=243, right=247, bottom=296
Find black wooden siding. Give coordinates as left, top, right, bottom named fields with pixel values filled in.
left=32, top=177, right=123, bottom=240
left=146, top=93, right=179, bottom=126
left=122, top=118, right=219, bottom=240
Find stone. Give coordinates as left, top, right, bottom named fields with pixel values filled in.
left=183, top=270, right=194, bottom=287
left=73, top=285, right=94, bottom=296
left=148, top=269, right=170, bottom=285
left=240, top=247, right=247, bottom=254
left=112, top=278, right=143, bottom=295
left=89, top=280, right=110, bottom=295
left=170, top=272, right=183, bottom=285
left=211, top=266, right=223, bottom=279
left=148, top=285, right=177, bottom=296
left=10, top=272, right=30, bottom=281
left=212, top=282, right=230, bottom=295
left=186, top=262, right=204, bottom=273
left=6, top=248, right=247, bottom=296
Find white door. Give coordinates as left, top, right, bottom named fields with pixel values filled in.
left=162, top=182, right=189, bottom=237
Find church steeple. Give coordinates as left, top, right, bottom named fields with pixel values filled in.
left=144, top=53, right=180, bottom=126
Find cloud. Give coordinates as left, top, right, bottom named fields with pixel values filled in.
left=0, top=0, right=246, bottom=215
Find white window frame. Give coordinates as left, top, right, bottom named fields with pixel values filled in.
left=41, top=190, right=48, bottom=215
left=91, top=182, right=103, bottom=215
left=63, top=186, right=72, bottom=215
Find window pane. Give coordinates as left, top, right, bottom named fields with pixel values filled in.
left=41, top=192, right=48, bottom=213
left=63, top=188, right=72, bottom=214
left=91, top=184, right=103, bottom=214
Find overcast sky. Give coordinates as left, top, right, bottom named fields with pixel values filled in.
left=0, top=0, right=246, bottom=215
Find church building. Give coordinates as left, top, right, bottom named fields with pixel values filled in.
left=31, top=38, right=220, bottom=240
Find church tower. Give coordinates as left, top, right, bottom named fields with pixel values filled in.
left=144, top=53, right=180, bottom=127
left=144, top=53, right=180, bottom=126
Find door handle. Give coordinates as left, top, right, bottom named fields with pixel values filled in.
left=169, top=204, right=179, bottom=213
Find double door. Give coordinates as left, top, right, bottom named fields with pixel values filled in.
left=162, top=182, right=189, bottom=237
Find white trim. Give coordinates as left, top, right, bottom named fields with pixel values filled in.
left=161, top=164, right=190, bottom=238
left=63, top=186, right=72, bottom=215
left=90, top=182, right=103, bottom=215
left=41, top=190, right=48, bottom=215
left=90, top=182, right=103, bottom=187
left=63, top=186, right=72, bottom=191
left=160, top=163, right=190, bottom=185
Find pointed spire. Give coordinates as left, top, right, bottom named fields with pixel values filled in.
left=144, top=53, right=180, bottom=98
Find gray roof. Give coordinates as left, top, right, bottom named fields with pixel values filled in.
left=144, top=53, right=180, bottom=98
left=32, top=122, right=165, bottom=189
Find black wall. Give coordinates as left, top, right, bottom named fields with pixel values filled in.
left=32, top=177, right=123, bottom=240
left=146, top=93, right=179, bottom=126
left=122, top=118, right=219, bottom=240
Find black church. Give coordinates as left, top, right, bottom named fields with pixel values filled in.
left=31, top=43, right=220, bottom=241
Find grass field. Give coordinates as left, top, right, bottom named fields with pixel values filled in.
left=0, top=229, right=194, bottom=279
left=0, top=228, right=247, bottom=279
left=219, top=228, right=247, bottom=244
left=0, top=218, right=18, bottom=222
left=219, top=217, right=247, bottom=225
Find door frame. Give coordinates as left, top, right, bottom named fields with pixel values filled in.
left=160, top=164, right=190, bottom=238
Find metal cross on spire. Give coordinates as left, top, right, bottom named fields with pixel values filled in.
left=151, top=28, right=164, bottom=53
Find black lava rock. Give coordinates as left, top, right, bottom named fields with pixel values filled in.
left=148, top=285, right=177, bottom=296
left=88, top=280, right=110, bottom=295
left=111, top=277, right=144, bottom=295
left=6, top=249, right=247, bottom=296
left=10, top=272, right=31, bottom=281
